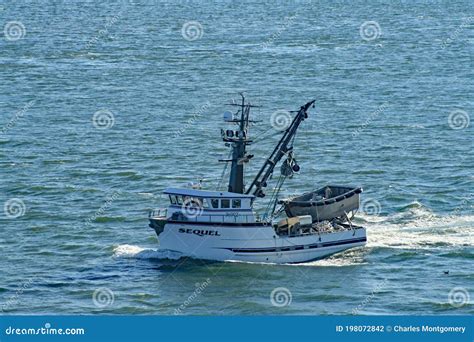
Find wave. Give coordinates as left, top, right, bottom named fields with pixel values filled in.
left=299, top=258, right=368, bottom=267
left=113, top=244, right=183, bottom=260
left=113, top=171, right=143, bottom=180
left=94, top=216, right=126, bottom=223
left=294, top=249, right=368, bottom=267
left=355, top=202, right=474, bottom=249
left=438, top=251, right=474, bottom=259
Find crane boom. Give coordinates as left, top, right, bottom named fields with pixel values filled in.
left=245, top=100, right=315, bottom=197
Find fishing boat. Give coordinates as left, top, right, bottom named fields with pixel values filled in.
left=148, top=95, right=367, bottom=263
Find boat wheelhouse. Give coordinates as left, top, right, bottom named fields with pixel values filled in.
left=162, top=188, right=255, bottom=222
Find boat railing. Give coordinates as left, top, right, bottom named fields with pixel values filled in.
left=170, top=212, right=257, bottom=224
left=149, top=208, right=260, bottom=224
left=148, top=208, right=168, bottom=218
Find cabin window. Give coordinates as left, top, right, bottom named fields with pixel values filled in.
left=175, top=196, right=183, bottom=205
left=193, top=198, right=203, bottom=208
left=221, top=199, right=230, bottom=208
left=232, top=199, right=241, bottom=208
left=201, top=198, right=209, bottom=208
left=183, top=197, right=203, bottom=208
left=169, top=195, right=176, bottom=204
left=211, top=199, right=219, bottom=208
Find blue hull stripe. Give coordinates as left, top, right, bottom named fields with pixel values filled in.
left=220, top=237, right=367, bottom=253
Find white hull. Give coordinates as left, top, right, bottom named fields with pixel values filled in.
left=154, top=222, right=367, bottom=264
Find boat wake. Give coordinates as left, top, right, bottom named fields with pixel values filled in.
left=357, top=202, right=473, bottom=249
left=298, top=252, right=368, bottom=267
left=113, top=244, right=184, bottom=260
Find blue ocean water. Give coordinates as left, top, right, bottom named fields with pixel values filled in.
left=0, top=0, right=472, bottom=315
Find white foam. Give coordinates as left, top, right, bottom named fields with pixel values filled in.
left=361, top=207, right=474, bottom=249
left=137, top=192, right=154, bottom=198
left=113, top=244, right=183, bottom=260
left=299, top=258, right=368, bottom=267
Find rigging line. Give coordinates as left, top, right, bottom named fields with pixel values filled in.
left=272, top=204, right=285, bottom=219
left=264, top=146, right=299, bottom=220
left=246, top=112, right=278, bottom=136
left=270, top=175, right=287, bottom=218
left=216, top=148, right=233, bottom=190
left=263, top=174, right=286, bottom=220
left=262, top=182, right=277, bottom=220
left=252, top=129, right=282, bottom=144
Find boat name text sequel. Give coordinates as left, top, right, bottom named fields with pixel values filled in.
left=178, top=228, right=221, bottom=237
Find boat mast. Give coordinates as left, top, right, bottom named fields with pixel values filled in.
left=245, top=100, right=315, bottom=198
left=221, top=94, right=258, bottom=193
